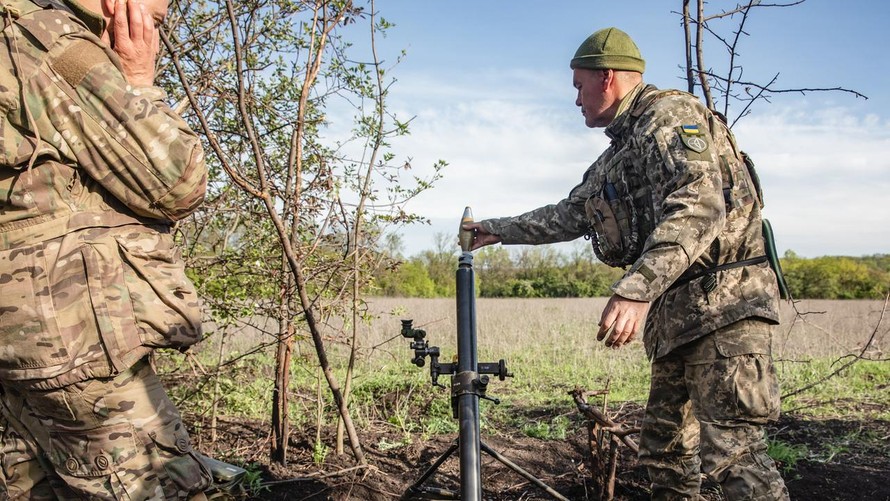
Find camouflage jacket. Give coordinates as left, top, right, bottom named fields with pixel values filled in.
left=481, top=84, right=780, bottom=358
left=0, top=0, right=207, bottom=389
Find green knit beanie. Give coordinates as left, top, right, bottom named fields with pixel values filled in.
left=570, top=27, right=645, bottom=73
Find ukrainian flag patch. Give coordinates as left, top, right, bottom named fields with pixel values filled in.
left=676, top=125, right=710, bottom=155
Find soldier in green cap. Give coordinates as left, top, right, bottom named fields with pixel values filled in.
left=465, top=27, right=789, bottom=500
left=0, top=0, right=216, bottom=498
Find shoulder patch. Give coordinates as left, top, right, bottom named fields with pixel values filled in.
left=676, top=125, right=709, bottom=154
left=50, top=39, right=108, bottom=88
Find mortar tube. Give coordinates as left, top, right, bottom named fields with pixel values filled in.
left=456, top=251, right=481, bottom=501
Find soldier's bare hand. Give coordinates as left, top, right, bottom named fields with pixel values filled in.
left=462, top=222, right=501, bottom=250
left=596, top=294, right=649, bottom=348
left=111, top=0, right=159, bottom=87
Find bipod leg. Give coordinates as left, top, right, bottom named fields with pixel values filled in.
left=479, top=441, right=570, bottom=501
left=402, top=440, right=460, bottom=500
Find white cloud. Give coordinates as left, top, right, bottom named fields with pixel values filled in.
left=734, top=106, right=890, bottom=256
left=387, top=71, right=601, bottom=224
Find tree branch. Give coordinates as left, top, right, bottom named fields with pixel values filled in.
left=783, top=293, right=888, bottom=399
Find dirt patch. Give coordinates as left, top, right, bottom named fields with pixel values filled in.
left=772, top=414, right=890, bottom=501
left=192, top=405, right=890, bottom=500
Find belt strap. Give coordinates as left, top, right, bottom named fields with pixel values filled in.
left=669, top=255, right=768, bottom=291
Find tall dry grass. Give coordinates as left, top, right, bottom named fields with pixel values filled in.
left=181, top=296, right=887, bottom=427
left=354, top=297, right=887, bottom=409
left=362, top=297, right=888, bottom=361
left=775, top=299, right=888, bottom=358
left=198, top=297, right=887, bottom=377
left=192, top=296, right=886, bottom=415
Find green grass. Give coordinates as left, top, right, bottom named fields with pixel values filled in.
left=778, top=359, right=890, bottom=420
left=521, top=414, right=572, bottom=440
left=767, top=439, right=809, bottom=474
left=164, top=340, right=888, bottom=439
left=159, top=297, right=888, bottom=473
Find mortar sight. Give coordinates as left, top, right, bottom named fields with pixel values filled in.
left=401, top=319, right=425, bottom=340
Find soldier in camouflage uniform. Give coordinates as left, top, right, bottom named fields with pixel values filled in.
left=0, top=0, right=213, bottom=498
left=465, top=28, right=789, bottom=500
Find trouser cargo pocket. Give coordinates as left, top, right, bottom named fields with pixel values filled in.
left=46, top=418, right=212, bottom=500
left=47, top=421, right=144, bottom=500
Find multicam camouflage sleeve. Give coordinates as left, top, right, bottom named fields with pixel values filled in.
left=6, top=7, right=206, bottom=222
left=0, top=3, right=208, bottom=384
left=0, top=4, right=215, bottom=498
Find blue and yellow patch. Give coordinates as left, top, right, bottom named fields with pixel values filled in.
left=675, top=124, right=710, bottom=156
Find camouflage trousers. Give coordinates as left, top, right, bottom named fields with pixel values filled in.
left=0, top=357, right=213, bottom=500
left=639, top=319, right=789, bottom=501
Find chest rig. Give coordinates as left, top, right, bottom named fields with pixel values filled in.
left=584, top=130, right=651, bottom=268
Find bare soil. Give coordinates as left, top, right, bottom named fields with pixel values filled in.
left=192, top=404, right=890, bottom=501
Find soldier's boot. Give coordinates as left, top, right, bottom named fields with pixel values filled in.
left=646, top=464, right=703, bottom=501
left=712, top=449, right=789, bottom=501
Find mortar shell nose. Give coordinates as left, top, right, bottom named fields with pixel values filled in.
left=458, top=206, right=474, bottom=251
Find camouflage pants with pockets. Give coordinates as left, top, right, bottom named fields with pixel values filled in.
left=639, top=319, right=789, bottom=500
left=0, top=357, right=212, bottom=500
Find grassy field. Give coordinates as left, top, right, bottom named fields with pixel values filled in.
left=184, top=296, right=888, bottom=424
left=192, top=297, right=888, bottom=418
left=173, top=297, right=888, bottom=498
left=362, top=297, right=888, bottom=359
left=351, top=297, right=889, bottom=420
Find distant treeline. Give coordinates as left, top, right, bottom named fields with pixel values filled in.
left=374, top=246, right=889, bottom=300
left=781, top=251, right=890, bottom=299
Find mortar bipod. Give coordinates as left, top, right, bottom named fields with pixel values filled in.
left=400, top=314, right=567, bottom=501
left=401, top=319, right=512, bottom=415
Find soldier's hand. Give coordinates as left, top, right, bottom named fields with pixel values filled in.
left=462, top=222, right=501, bottom=250
left=596, top=294, right=649, bottom=348
left=111, top=0, right=159, bottom=87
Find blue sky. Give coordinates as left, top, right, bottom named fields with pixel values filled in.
left=358, top=1, right=890, bottom=258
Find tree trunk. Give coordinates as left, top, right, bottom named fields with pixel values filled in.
left=271, top=276, right=295, bottom=464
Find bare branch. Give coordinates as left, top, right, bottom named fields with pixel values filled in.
left=722, top=1, right=756, bottom=117
left=701, top=70, right=868, bottom=100
left=694, top=0, right=715, bottom=110
left=730, top=73, right=778, bottom=128
left=677, top=0, right=863, bottom=124
left=571, top=389, right=639, bottom=453
left=702, top=0, right=807, bottom=22
left=160, top=29, right=264, bottom=199
left=782, top=293, right=888, bottom=399
left=682, top=0, right=695, bottom=94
